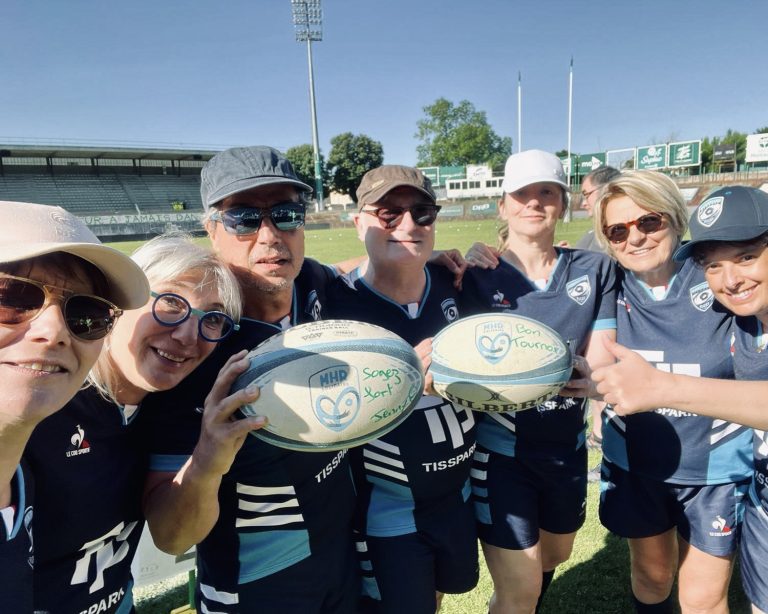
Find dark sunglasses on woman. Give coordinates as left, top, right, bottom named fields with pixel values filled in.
left=0, top=274, right=121, bottom=341
left=603, top=213, right=665, bottom=244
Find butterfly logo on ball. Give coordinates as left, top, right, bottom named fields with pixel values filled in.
left=311, top=366, right=361, bottom=432
left=475, top=322, right=512, bottom=364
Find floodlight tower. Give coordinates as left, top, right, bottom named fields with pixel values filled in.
left=291, top=0, right=324, bottom=211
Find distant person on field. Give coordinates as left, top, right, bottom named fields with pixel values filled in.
left=576, top=165, right=620, bottom=252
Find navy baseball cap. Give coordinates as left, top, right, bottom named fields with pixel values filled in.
left=200, top=146, right=312, bottom=210
left=674, top=186, right=768, bottom=261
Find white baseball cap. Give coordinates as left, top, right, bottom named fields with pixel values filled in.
left=501, top=150, right=568, bottom=194
left=0, top=201, right=149, bottom=309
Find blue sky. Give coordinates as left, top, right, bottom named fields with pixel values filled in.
left=2, top=1, right=766, bottom=165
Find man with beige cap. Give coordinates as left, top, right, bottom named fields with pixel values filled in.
left=0, top=200, right=148, bottom=612
left=325, top=165, right=479, bottom=613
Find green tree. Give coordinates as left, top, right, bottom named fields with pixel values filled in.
left=327, top=133, right=384, bottom=203
left=721, top=129, right=747, bottom=164
left=415, top=98, right=512, bottom=167
left=285, top=144, right=329, bottom=196
left=755, top=126, right=768, bottom=134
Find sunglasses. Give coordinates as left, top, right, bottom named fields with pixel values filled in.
left=210, top=203, right=306, bottom=235
left=0, top=274, right=121, bottom=341
left=361, top=204, right=442, bottom=229
left=151, top=291, right=239, bottom=342
left=603, top=213, right=665, bottom=244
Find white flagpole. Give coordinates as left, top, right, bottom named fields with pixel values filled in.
left=565, top=56, right=574, bottom=222
left=517, top=71, right=522, bottom=153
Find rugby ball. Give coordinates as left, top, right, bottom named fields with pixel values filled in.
left=232, top=320, right=424, bottom=451
left=430, top=313, right=572, bottom=413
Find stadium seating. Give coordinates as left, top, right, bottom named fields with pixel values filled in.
left=0, top=171, right=203, bottom=216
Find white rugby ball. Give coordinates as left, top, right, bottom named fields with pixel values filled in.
left=430, top=313, right=572, bottom=413
left=232, top=320, right=425, bottom=451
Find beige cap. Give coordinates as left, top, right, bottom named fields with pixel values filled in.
left=356, top=165, right=436, bottom=207
left=0, top=201, right=149, bottom=309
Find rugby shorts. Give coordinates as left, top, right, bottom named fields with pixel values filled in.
left=472, top=444, right=587, bottom=549
left=599, top=460, right=748, bottom=556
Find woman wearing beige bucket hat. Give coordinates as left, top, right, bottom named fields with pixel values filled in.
left=21, top=230, right=257, bottom=614
left=0, top=200, right=148, bottom=612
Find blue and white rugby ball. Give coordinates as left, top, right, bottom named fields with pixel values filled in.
left=430, top=313, right=572, bottom=413
left=232, top=320, right=424, bottom=451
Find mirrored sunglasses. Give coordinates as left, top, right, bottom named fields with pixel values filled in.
left=210, top=203, right=306, bottom=235
left=361, top=204, right=442, bottom=229
left=151, top=291, right=239, bottom=342
left=603, top=213, right=665, bottom=244
left=0, top=274, right=121, bottom=341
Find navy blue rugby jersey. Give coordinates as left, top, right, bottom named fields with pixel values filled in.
left=462, top=248, right=618, bottom=458
left=325, top=263, right=475, bottom=535
left=0, top=462, right=34, bottom=613
left=730, top=316, right=768, bottom=511
left=140, top=259, right=358, bottom=608
left=24, top=386, right=146, bottom=614
left=602, top=259, right=752, bottom=485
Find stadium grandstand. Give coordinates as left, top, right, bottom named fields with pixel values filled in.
left=3, top=142, right=768, bottom=241
left=0, top=144, right=217, bottom=240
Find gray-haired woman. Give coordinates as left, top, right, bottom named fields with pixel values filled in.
left=23, top=232, right=254, bottom=614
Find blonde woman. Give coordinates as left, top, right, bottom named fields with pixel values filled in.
left=593, top=172, right=751, bottom=614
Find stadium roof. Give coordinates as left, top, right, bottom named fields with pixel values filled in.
left=0, top=144, right=220, bottom=161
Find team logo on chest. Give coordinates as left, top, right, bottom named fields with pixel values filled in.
left=66, top=424, right=91, bottom=458
left=311, top=367, right=361, bottom=431
left=566, top=275, right=591, bottom=306
left=491, top=290, right=511, bottom=308
left=690, top=281, right=714, bottom=312
left=697, top=197, right=724, bottom=227
left=441, top=298, right=459, bottom=322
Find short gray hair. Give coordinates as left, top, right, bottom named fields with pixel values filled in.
left=131, top=233, right=242, bottom=321
left=88, top=232, right=242, bottom=401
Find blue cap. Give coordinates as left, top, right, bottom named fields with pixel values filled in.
left=673, top=186, right=768, bottom=261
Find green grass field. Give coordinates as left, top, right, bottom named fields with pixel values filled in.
left=123, top=218, right=750, bottom=614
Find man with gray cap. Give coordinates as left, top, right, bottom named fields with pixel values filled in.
left=140, top=146, right=360, bottom=614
